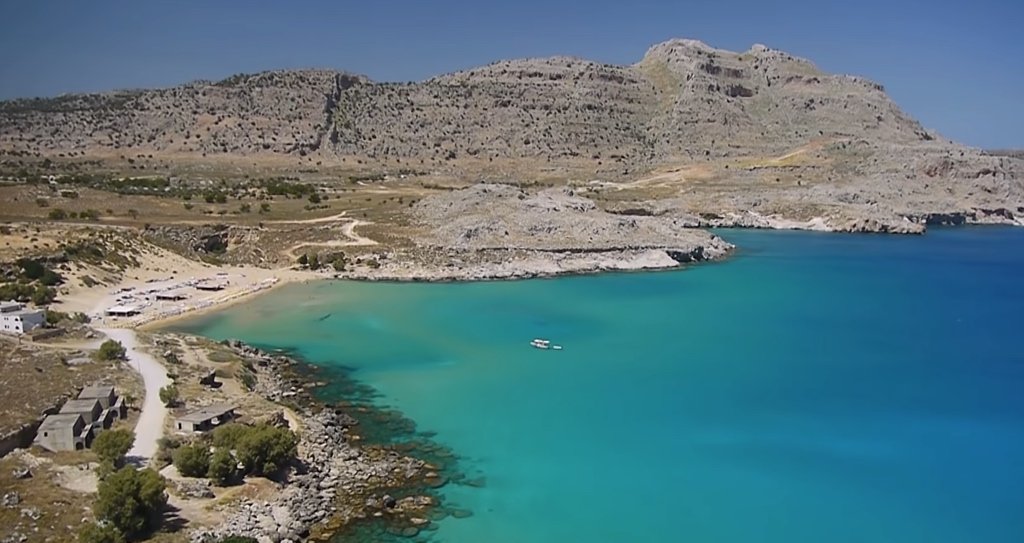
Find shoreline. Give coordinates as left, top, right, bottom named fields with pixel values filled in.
left=109, top=221, right=1024, bottom=332
left=185, top=340, right=451, bottom=542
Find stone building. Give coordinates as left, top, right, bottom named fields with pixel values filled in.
left=35, top=414, right=91, bottom=452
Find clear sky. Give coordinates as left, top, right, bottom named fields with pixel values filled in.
left=1, top=0, right=1020, bottom=148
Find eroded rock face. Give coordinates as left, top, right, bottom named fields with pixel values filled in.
left=412, top=184, right=731, bottom=256
left=1, top=38, right=1021, bottom=232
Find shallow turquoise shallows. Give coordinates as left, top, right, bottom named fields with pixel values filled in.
left=172, top=227, right=1024, bottom=543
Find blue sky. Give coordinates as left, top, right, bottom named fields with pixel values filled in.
left=1, top=0, right=1020, bottom=148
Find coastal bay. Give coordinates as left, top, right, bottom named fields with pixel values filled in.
left=173, top=227, right=1024, bottom=543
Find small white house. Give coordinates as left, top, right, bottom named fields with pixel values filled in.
left=0, top=300, right=45, bottom=335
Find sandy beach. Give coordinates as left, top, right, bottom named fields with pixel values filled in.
left=52, top=243, right=318, bottom=331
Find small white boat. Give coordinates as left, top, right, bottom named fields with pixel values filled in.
left=530, top=338, right=551, bottom=349
left=531, top=338, right=563, bottom=351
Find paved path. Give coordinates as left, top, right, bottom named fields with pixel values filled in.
left=101, top=328, right=171, bottom=464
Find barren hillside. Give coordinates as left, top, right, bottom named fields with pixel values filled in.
left=2, top=38, right=1022, bottom=234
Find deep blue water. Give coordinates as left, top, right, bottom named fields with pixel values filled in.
left=173, top=227, right=1024, bottom=542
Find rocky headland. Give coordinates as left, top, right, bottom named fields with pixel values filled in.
left=189, top=341, right=445, bottom=543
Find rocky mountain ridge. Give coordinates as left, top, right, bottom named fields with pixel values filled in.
left=2, top=38, right=1022, bottom=233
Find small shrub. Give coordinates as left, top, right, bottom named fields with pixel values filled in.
left=96, top=340, right=127, bottom=361
left=158, top=384, right=179, bottom=407
left=173, top=444, right=211, bottom=477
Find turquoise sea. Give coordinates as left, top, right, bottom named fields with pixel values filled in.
left=172, top=227, right=1024, bottom=542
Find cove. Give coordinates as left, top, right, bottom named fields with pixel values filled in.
left=170, top=227, right=1024, bottom=543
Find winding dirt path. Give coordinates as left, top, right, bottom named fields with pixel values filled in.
left=281, top=218, right=378, bottom=260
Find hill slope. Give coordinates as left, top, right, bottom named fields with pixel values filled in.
left=1, top=38, right=1022, bottom=231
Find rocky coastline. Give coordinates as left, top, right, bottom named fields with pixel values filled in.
left=190, top=341, right=447, bottom=543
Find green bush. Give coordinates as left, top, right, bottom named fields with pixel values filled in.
left=96, top=340, right=127, bottom=361
left=48, top=208, right=68, bottom=220
left=158, top=384, right=179, bottom=407
left=212, top=423, right=297, bottom=476
left=0, top=282, right=35, bottom=303
left=39, top=269, right=63, bottom=286
left=93, top=429, right=135, bottom=470
left=235, top=424, right=298, bottom=476
left=173, top=444, right=210, bottom=477
left=93, top=467, right=166, bottom=540
left=17, top=258, right=46, bottom=280
left=44, top=308, right=68, bottom=325
left=30, top=284, right=57, bottom=305
left=207, top=448, right=237, bottom=486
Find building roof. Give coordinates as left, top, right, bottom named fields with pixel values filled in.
left=8, top=308, right=44, bottom=317
left=60, top=399, right=102, bottom=413
left=176, top=403, right=236, bottom=424
left=0, top=300, right=23, bottom=312
left=79, top=385, right=115, bottom=399
left=155, top=290, right=188, bottom=300
left=38, top=413, right=84, bottom=431
left=106, top=305, right=139, bottom=314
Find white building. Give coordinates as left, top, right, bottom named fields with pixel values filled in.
left=0, top=300, right=46, bottom=334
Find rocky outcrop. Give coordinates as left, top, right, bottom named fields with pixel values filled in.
left=190, top=342, right=431, bottom=543
left=412, top=184, right=732, bottom=255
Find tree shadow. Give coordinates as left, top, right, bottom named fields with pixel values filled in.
left=158, top=501, right=189, bottom=534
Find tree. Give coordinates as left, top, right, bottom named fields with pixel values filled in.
left=96, top=340, right=127, bottom=361
left=30, top=284, right=56, bottom=305
left=331, top=257, right=346, bottom=272
left=39, top=268, right=63, bottom=286
left=17, top=258, right=46, bottom=280
left=93, top=429, right=135, bottom=470
left=234, top=424, right=298, bottom=476
left=207, top=448, right=236, bottom=486
left=238, top=203, right=251, bottom=213
left=44, top=308, right=68, bottom=325
left=307, top=193, right=321, bottom=204
left=212, top=423, right=250, bottom=449
left=296, top=254, right=308, bottom=267
left=212, top=423, right=297, bottom=476
left=158, top=384, right=179, bottom=407
left=78, top=521, right=126, bottom=543
left=259, top=202, right=271, bottom=214
left=173, top=444, right=210, bottom=477
left=94, top=467, right=166, bottom=540
left=48, top=208, right=67, bottom=220
left=307, top=253, right=320, bottom=270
